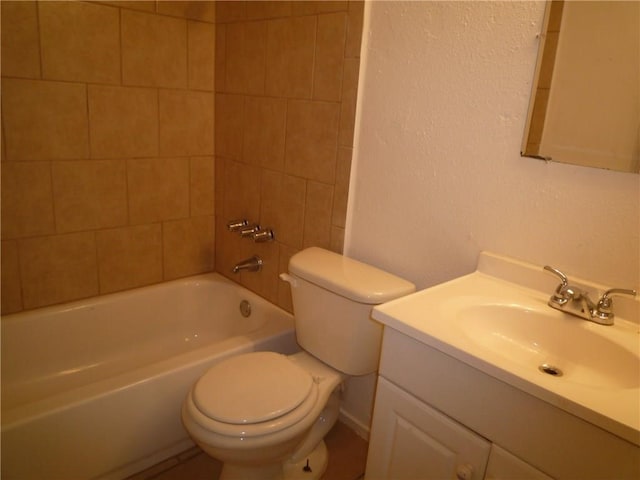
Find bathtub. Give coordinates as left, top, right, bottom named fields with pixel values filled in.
left=1, top=273, right=297, bottom=480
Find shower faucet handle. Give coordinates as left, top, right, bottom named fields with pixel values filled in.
left=239, top=224, right=260, bottom=237
left=252, top=228, right=275, bottom=243
left=227, top=219, right=249, bottom=232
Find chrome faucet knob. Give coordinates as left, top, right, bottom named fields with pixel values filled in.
left=239, top=224, right=260, bottom=237
left=543, top=266, right=570, bottom=302
left=227, top=219, right=249, bottom=232
left=252, top=228, right=275, bottom=243
left=596, top=288, right=637, bottom=314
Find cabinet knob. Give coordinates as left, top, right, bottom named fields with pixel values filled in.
left=456, top=463, right=474, bottom=480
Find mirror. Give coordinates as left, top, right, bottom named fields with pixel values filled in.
left=522, top=1, right=639, bottom=173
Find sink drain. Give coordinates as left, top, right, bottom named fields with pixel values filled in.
left=538, top=364, right=563, bottom=377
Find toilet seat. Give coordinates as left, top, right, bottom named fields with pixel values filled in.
left=189, top=352, right=320, bottom=438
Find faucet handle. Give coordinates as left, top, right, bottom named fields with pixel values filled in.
left=543, top=266, right=570, bottom=302
left=596, top=288, right=637, bottom=315
left=227, top=219, right=249, bottom=232
left=239, top=224, right=260, bottom=237
left=252, top=228, right=275, bottom=243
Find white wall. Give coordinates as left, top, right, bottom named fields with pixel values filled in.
left=341, top=1, right=639, bottom=434
left=347, top=1, right=639, bottom=291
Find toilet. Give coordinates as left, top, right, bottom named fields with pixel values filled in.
left=181, top=247, right=415, bottom=479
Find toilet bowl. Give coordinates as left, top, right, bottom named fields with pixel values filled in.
left=182, top=351, right=344, bottom=479
left=181, top=248, right=416, bottom=480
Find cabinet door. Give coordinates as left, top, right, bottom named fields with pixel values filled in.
left=366, top=377, right=491, bottom=480
left=485, top=445, right=554, bottom=480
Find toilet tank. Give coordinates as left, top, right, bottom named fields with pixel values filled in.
left=284, top=248, right=415, bottom=375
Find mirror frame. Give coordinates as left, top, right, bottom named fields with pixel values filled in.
left=521, top=1, right=639, bottom=173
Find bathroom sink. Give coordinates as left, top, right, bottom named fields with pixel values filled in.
left=454, top=304, right=639, bottom=390
left=372, top=252, right=640, bottom=445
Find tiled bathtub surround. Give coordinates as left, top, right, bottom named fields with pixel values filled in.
left=1, top=1, right=216, bottom=313
left=1, top=0, right=363, bottom=315
left=214, top=1, right=363, bottom=311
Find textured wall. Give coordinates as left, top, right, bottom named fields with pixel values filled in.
left=347, top=1, right=639, bottom=291
left=1, top=1, right=216, bottom=313
left=342, top=0, right=639, bottom=433
left=213, top=1, right=363, bottom=312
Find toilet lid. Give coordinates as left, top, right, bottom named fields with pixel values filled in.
left=193, top=352, right=314, bottom=424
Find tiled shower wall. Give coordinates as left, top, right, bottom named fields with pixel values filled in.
left=214, top=1, right=363, bottom=312
left=1, top=1, right=217, bottom=313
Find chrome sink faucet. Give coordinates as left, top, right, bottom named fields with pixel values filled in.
left=543, top=266, right=636, bottom=325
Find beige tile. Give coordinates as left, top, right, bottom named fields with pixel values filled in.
left=122, top=10, right=188, bottom=88
left=345, top=0, right=364, bottom=58
left=260, top=171, right=305, bottom=248
left=1, top=162, right=55, bottom=239
left=277, top=244, right=298, bottom=312
left=215, top=24, right=227, bottom=92
left=163, top=216, right=215, bottom=280
left=314, top=13, right=347, bottom=102
left=215, top=94, right=244, bottom=160
left=338, top=58, right=360, bottom=147
left=215, top=215, right=244, bottom=280
left=303, top=181, right=333, bottom=249
left=97, top=1, right=156, bottom=13
left=216, top=1, right=246, bottom=24
left=285, top=100, right=340, bottom=183
left=1, top=1, right=41, bottom=78
left=245, top=1, right=292, bottom=20
left=332, top=147, right=352, bottom=228
left=214, top=156, right=226, bottom=217
left=19, top=232, right=99, bottom=309
left=265, top=16, right=316, bottom=98
left=238, top=238, right=279, bottom=304
left=190, top=156, right=215, bottom=216
left=329, top=226, right=345, bottom=254
left=222, top=160, right=262, bottom=221
left=96, top=224, right=162, bottom=294
left=2, top=79, right=89, bottom=161
left=159, top=90, right=214, bottom=156
left=127, top=157, right=190, bottom=224
left=225, top=21, right=267, bottom=95
left=188, top=21, right=215, bottom=91
left=1, top=240, right=23, bottom=314
left=39, top=1, right=120, bottom=83
left=292, top=1, right=348, bottom=16
left=242, top=96, right=286, bottom=170
left=157, top=1, right=216, bottom=22
left=88, top=85, right=159, bottom=159
left=52, top=160, right=128, bottom=233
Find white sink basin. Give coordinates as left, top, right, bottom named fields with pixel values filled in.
left=372, top=252, right=640, bottom=446
left=455, top=304, right=639, bottom=390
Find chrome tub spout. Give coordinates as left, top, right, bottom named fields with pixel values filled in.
left=232, top=256, right=263, bottom=274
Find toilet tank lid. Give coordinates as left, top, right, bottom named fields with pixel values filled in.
left=289, top=247, right=415, bottom=304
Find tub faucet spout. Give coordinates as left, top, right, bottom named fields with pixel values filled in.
left=233, top=256, right=263, bottom=274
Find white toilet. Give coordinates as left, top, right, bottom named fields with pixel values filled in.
left=181, top=247, right=415, bottom=479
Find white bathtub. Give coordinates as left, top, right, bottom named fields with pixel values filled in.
left=1, top=273, right=297, bottom=480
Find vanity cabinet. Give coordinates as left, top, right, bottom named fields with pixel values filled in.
left=365, top=328, right=640, bottom=480
left=366, top=377, right=491, bottom=479
left=366, top=377, right=551, bottom=480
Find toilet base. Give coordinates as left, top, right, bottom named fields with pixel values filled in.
left=219, top=440, right=328, bottom=480
left=283, top=440, right=328, bottom=480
